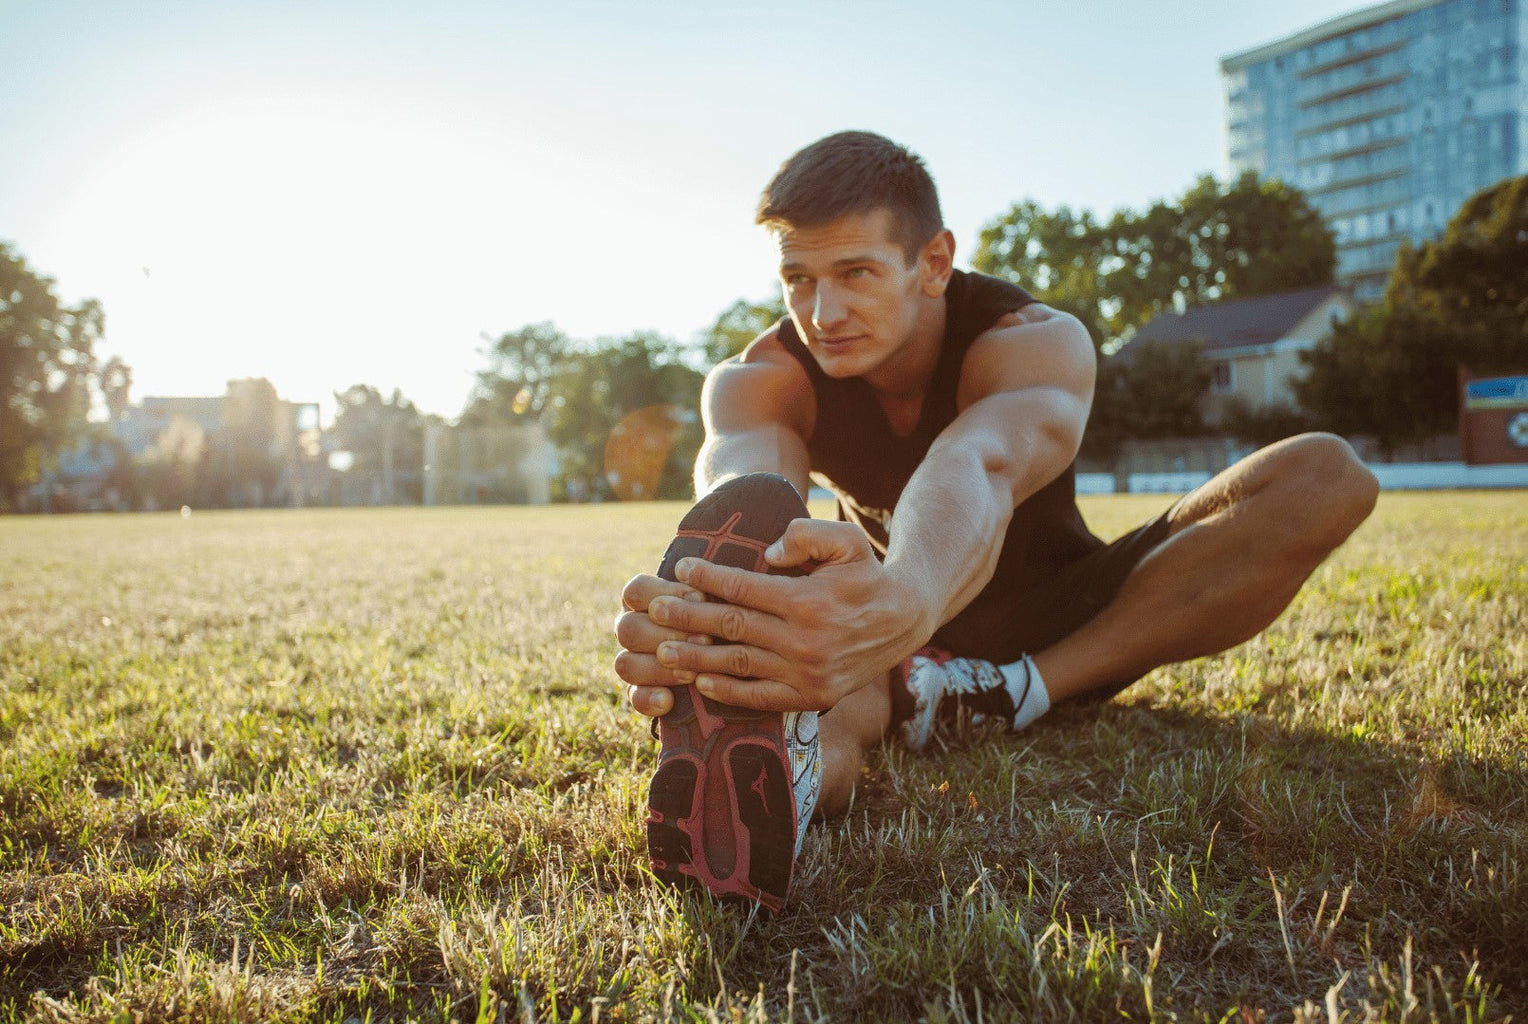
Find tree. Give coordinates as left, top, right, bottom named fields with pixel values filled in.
left=1406, top=174, right=1528, bottom=372
left=975, top=172, right=1336, bottom=354
left=1083, top=342, right=1214, bottom=461
left=976, top=173, right=1335, bottom=455
left=462, top=322, right=570, bottom=425
left=330, top=384, right=426, bottom=503
left=546, top=332, right=704, bottom=500
left=1296, top=175, right=1528, bottom=455
left=98, top=355, right=133, bottom=421
left=1121, top=173, right=1336, bottom=318
left=701, top=293, right=787, bottom=366
left=973, top=201, right=1119, bottom=349
left=1295, top=300, right=1457, bottom=457
left=1, top=242, right=105, bottom=507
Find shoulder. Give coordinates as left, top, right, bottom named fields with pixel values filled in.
left=703, top=324, right=816, bottom=437
left=954, top=269, right=1039, bottom=313
left=955, top=303, right=1096, bottom=408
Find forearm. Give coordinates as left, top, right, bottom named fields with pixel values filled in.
left=694, top=426, right=811, bottom=499
left=881, top=441, right=1014, bottom=640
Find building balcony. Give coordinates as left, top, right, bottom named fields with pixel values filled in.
left=1295, top=102, right=1407, bottom=138
left=1294, top=82, right=1407, bottom=133
left=1298, top=70, right=1408, bottom=109
left=1307, top=166, right=1408, bottom=198
left=1297, top=39, right=1406, bottom=80
left=1297, top=135, right=1407, bottom=167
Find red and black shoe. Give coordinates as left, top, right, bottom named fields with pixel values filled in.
left=646, top=473, right=820, bottom=913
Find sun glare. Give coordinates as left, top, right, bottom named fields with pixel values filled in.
left=32, top=88, right=717, bottom=419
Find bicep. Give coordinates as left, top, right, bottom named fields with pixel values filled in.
left=937, top=308, right=1096, bottom=500
left=695, top=357, right=813, bottom=496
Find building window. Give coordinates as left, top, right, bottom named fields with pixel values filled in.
left=1211, top=361, right=1235, bottom=393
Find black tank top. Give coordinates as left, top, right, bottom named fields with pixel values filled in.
left=777, top=269, right=1102, bottom=612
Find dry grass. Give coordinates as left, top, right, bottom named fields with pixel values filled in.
left=1, top=493, right=1524, bottom=1021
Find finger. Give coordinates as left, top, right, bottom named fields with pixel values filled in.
left=673, top=557, right=793, bottom=613
left=614, top=608, right=712, bottom=654
left=694, top=674, right=823, bottom=713
left=764, top=518, right=872, bottom=570
left=614, top=650, right=696, bottom=688
left=656, top=638, right=791, bottom=683
left=621, top=573, right=706, bottom=613
left=628, top=684, right=674, bottom=718
left=647, top=595, right=785, bottom=648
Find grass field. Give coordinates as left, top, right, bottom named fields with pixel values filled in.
left=1, top=494, right=1525, bottom=1022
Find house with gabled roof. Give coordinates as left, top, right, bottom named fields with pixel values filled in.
left=1120, top=285, right=1357, bottom=421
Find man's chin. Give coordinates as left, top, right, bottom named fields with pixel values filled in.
left=810, top=346, right=873, bottom=379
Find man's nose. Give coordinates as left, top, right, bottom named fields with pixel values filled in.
left=812, top=284, right=847, bottom=331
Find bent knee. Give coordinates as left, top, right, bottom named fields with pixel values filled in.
left=1281, top=432, right=1378, bottom=543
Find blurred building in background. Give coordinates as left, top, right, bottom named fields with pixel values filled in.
left=1125, top=285, right=1358, bottom=421
left=1223, top=0, right=1526, bottom=302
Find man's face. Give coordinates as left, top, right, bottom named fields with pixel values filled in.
left=774, top=208, right=926, bottom=380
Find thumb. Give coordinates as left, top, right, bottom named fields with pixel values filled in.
left=764, top=519, right=869, bottom=570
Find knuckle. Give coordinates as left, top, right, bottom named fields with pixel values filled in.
left=719, top=573, right=749, bottom=605
left=726, top=646, right=752, bottom=677
left=718, top=606, right=747, bottom=643
left=661, top=600, right=691, bottom=631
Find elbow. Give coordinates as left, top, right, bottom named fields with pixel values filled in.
left=982, top=401, right=1086, bottom=502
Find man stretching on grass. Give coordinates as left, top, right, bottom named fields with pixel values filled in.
left=613, top=131, right=1379, bottom=912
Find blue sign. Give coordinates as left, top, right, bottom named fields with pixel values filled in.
left=1465, top=375, right=1528, bottom=410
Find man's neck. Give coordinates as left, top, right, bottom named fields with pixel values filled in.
left=863, top=293, right=948, bottom=405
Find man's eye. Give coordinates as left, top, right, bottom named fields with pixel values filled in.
left=845, top=267, right=869, bottom=279
left=785, top=275, right=811, bottom=288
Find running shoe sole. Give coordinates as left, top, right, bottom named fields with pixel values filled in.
left=646, top=473, right=807, bottom=912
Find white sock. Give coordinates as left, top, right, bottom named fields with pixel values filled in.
left=999, top=655, right=1051, bottom=730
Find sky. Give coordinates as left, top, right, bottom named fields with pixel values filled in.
left=1, top=0, right=1371, bottom=422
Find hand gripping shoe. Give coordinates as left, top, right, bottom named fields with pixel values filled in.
left=646, top=473, right=821, bottom=913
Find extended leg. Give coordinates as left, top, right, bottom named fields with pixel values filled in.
left=1036, top=433, right=1378, bottom=701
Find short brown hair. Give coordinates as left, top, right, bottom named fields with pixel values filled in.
left=755, top=131, right=944, bottom=263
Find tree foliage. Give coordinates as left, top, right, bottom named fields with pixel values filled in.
left=468, top=323, right=707, bottom=501
left=701, top=293, right=786, bottom=366
left=1083, top=342, right=1214, bottom=460
left=976, top=173, right=1335, bottom=456
left=546, top=332, right=704, bottom=501
left=1406, top=174, right=1528, bottom=371
left=974, top=172, right=1336, bottom=354
left=1, top=242, right=106, bottom=505
left=462, top=322, right=570, bottom=425
left=1296, top=175, right=1528, bottom=454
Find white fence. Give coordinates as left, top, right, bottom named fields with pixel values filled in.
left=1076, top=462, right=1528, bottom=495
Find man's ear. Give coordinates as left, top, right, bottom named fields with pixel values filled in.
left=919, top=229, right=956, bottom=297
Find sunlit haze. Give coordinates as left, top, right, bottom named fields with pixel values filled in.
left=2, top=0, right=1366, bottom=421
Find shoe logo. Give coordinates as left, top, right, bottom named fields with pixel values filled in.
left=750, top=763, right=771, bottom=815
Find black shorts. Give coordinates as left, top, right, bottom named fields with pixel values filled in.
left=929, top=505, right=1176, bottom=702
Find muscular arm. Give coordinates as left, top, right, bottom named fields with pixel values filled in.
left=645, top=303, right=1096, bottom=712
left=691, top=343, right=814, bottom=497
left=881, top=303, right=1095, bottom=635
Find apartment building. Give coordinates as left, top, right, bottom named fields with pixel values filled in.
left=1223, top=0, right=1525, bottom=302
